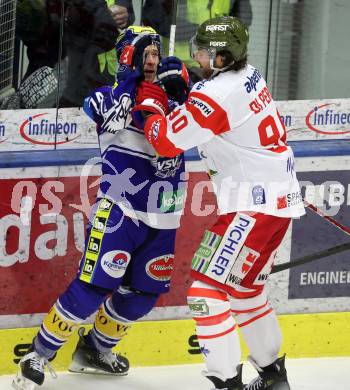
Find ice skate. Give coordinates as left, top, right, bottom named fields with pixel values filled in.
left=69, top=327, right=129, bottom=376
left=12, top=345, right=56, bottom=390
left=205, top=364, right=244, bottom=390
left=244, top=355, right=290, bottom=390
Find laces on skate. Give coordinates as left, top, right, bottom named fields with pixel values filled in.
left=12, top=350, right=57, bottom=390
left=244, top=376, right=263, bottom=390
left=23, top=352, right=57, bottom=379
left=98, top=350, right=128, bottom=370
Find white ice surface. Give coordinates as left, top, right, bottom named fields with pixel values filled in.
left=2, top=357, right=349, bottom=390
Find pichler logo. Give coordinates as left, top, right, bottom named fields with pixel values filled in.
left=305, top=103, right=350, bottom=135
left=20, top=113, right=80, bottom=145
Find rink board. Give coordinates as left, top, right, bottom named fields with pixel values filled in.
left=0, top=159, right=349, bottom=328
left=0, top=312, right=349, bottom=375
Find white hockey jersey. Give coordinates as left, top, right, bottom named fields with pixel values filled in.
left=147, top=64, right=305, bottom=218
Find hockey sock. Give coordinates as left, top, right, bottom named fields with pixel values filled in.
left=88, top=287, right=159, bottom=352
left=35, top=300, right=84, bottom=359
left=188, top=281, right=241, bottom=380
left=35, top=278, right=108, bottom=359
left=234, top=301, right=282, bottom=367
left=88, top=297, right=133, bottom=352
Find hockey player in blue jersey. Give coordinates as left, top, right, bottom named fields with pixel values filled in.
left=13, top=26, right=190, bottom=390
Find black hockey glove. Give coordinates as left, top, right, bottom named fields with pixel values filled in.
left=157, top=56, right=190, bottom=104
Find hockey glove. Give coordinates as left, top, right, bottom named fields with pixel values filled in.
left=157, top=56, right=190, bottom=104
left=131, top=81, right=169, bottom=129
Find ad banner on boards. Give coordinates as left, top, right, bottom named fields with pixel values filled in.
left=0, top=171, right=217, bottom=317
left=1, top=98, right=350, bottom=152
left=289, top=170, right=350, bottom=299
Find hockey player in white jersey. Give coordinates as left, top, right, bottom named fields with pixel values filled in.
left=133, top=16, right=305, bottom=390
left=12, top=26, right=187, bottom=390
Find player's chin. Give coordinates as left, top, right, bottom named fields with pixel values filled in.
left=144, top=70, right=156, bottom=82
left=202, top=68, right=214, bottom=79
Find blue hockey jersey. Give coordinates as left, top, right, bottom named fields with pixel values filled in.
left=83, top=73, right=186, bottom=229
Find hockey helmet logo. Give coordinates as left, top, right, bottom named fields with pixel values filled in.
left=209, top=41, right=227, bottom=47
left=119, top=45, right=135, bottom=66
left=205, top=24, right=229, bottom=32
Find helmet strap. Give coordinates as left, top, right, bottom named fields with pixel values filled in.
left=209, top=58, right=236, bottom=78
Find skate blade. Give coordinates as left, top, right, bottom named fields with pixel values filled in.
left=12, top=374, right=37, bottom=390
left=68, top=360, right=128, bottom=376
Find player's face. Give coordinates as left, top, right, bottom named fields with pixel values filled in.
left=193, top=48, right=213, bottom=78
left=143, top=45, right=159, bottom=82
left=193, top=48, right=210, bottom=67
left=190, top=36, right=213, bottom=76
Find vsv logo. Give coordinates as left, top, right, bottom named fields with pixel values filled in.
left=20, top=113, right=79, bottom=145
left=153, top=155, right=182, bottom=178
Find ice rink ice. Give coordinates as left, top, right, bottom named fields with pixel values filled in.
left=1, top=357, right=350, bottom=389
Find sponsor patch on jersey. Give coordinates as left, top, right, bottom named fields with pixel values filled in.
left=286, top=157, right=295, bottom=176
left=99, top=198, right=113, bottom=212
left=146, top=255, right=174, bottom=281
left=253, top=251, right=276, bottom=285
left=151, top=118, right=161, bottom=140
left=188, top=96, right=214, bottom=117
left=225, top=246, right=260, bottom=287
left=152, top=155, right=183, bottom=178
left=101, top=250, right=131, bottom=278
left=252, top=185, right=266, bottom=205
left=205, top=214, right=256, bottom=284
left=194, top=80, right=208, bottom=91
left=160, top=188, right=186, bottom=212
left=277, top=191, right=302, bottom=209
left=93, top=216, right=107, bottom=232
left=244, top=68, right=263, bottom=93
left=87, top=236, right=101, bottom=254
left=192, top=230, right=222, bottom=274
left=187, top=298, right=209, bottom=316
left=82, top=258, right=96, bottom=277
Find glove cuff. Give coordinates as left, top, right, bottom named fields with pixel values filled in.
left=132, top=100, right=166, bottom=130
left=135, top=98, right=167, bottom=116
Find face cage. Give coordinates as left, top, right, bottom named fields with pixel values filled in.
left=134, top=33, right=162, bottom=64
left=117, top=32, right=162, bottom=61
left=189, top=35, right=219, bottom=70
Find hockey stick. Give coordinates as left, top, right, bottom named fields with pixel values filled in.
left=271, top=202, right=350, bottom=273
left=304, top=201, right=350, bottom=236
left=168, top=0, right=178, bottom=56
left=271, top=241, right=350, bottom=274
